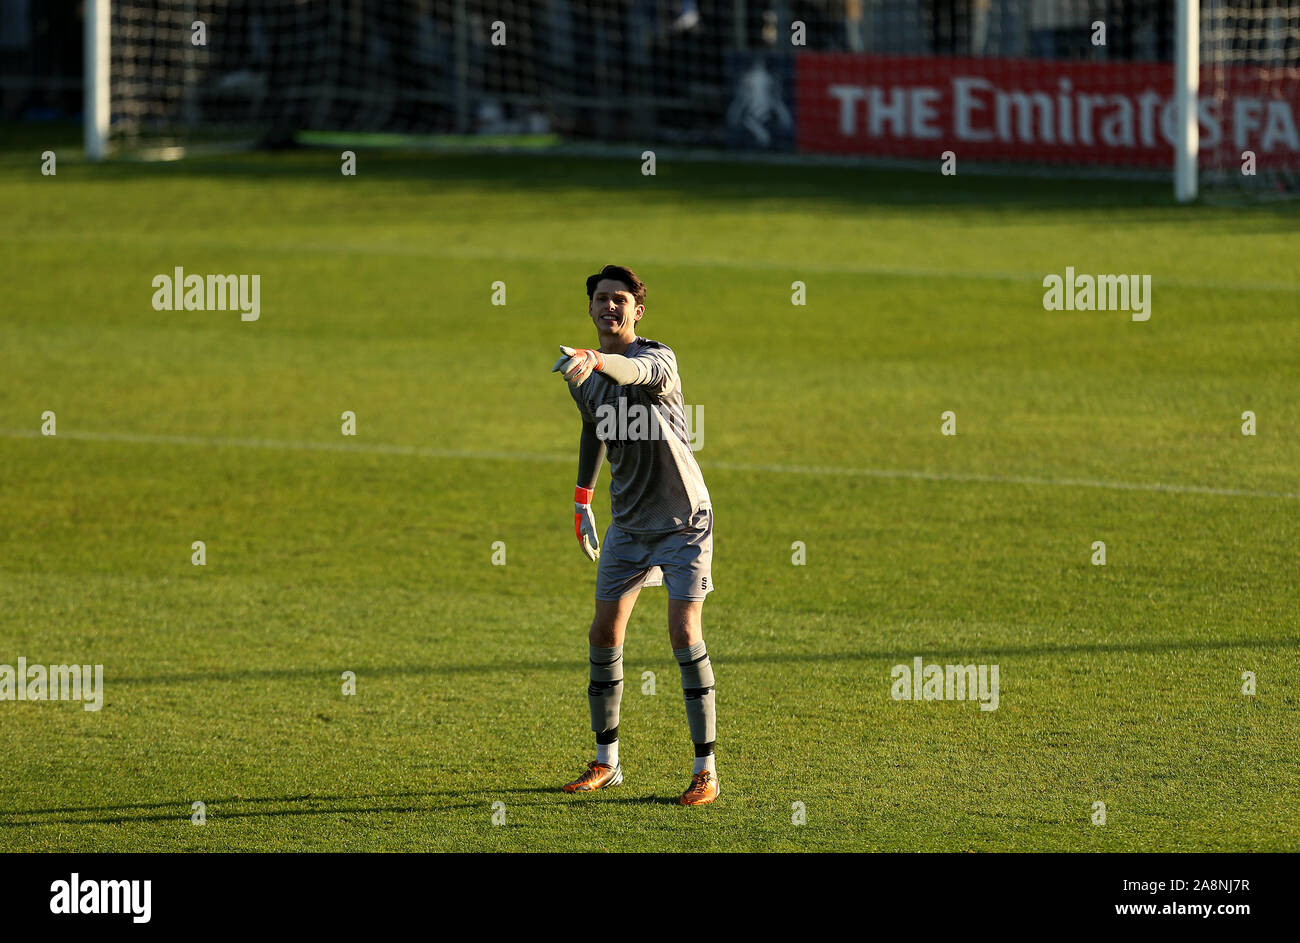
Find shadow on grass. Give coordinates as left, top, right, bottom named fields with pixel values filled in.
left=595, top=794, right=687, bottom=807
left=108, top=633, right=1300, bottom=687
left=0, top=786, right=602, bottom=827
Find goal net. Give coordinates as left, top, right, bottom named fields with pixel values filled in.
left=90, top=1, right=1300, bottom=198
left=1200, top=0, right=1300, bottom=197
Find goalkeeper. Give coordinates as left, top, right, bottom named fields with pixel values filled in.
left=552, top=264, right=719, bottom=806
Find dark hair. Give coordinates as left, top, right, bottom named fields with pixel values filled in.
left=586, top=265, right=646, bottom=306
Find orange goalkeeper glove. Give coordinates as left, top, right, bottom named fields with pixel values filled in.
left=574, top=485, right=600, bottom=562
left=552, top=346, right=605, bottom=387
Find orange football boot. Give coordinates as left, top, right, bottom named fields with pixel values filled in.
left=563, top=761, right=624, bottom=793
left=679, top=769, right=720, bottom=805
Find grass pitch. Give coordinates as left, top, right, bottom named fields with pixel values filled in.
left=1, top=126, right=1297, bottom=852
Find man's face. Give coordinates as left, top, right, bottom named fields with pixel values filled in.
left=589, top=278, right=643, bottom=344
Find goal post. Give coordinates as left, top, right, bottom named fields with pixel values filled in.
left=83, top=1, right=1298, bottom=198
left=84, top=0, right=110, bottom=161
left=1175, top=0, right=1200, bottom=202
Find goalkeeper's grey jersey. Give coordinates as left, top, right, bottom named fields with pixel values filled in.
left=569, top=337, right=711, bottom=535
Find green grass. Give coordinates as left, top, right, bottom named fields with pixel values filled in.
left=1, top=124, right=1298, bottom=851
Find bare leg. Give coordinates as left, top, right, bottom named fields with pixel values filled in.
left=590, top=590, right=641, bottom=648
left=667, top=598, right=703, bottom=650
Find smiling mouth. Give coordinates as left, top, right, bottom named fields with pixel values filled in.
left=601, top=315, right=619, bottom=326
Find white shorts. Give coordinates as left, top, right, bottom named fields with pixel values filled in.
left=595, top=508, right=714, bottom=602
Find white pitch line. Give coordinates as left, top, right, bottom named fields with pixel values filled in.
left=703, top=460, right=1300, bottom=500
left=0, top=428, right=566, bottom=465
left=4, top=428, right=1298, bottom=501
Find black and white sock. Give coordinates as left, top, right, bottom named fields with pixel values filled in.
left=589, top=644, right=623, bottom=766
left=673, top=640, right=716, bottom=776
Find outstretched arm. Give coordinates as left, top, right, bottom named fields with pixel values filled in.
left=592, top=352, right=669, bottom=388
left=554, top=345, right=676, bottom=393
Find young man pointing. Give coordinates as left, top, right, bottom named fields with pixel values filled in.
left=551, top=264, right=719, bottom=806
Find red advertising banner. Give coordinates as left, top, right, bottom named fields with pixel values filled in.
left=796, top=54, right=1300, bottom=170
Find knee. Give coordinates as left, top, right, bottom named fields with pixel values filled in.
left=668, top=627, right=694, bottom=650
left=589, top=615, right=619, bottom=648
left=667, top=600, right=703, bottom=650
left=667, top=617, right=701, bottom=651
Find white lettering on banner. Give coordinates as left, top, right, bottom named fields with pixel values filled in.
left=806, top=58, right=1300, bottom=166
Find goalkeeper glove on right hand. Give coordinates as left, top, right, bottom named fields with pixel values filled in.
left=552, top=346, right=605, bottom=387
left=574, top=486, right=600, bottom=562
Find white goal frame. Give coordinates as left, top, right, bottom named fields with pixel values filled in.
left=83, top=0, right=1210, bottom=202
left=1175, top=0, right=1201, bottom=203
left=85, top=0, right=110, bottom=162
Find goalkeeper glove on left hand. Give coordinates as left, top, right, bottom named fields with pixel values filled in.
left=574, top=486, right=600, bottom=562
